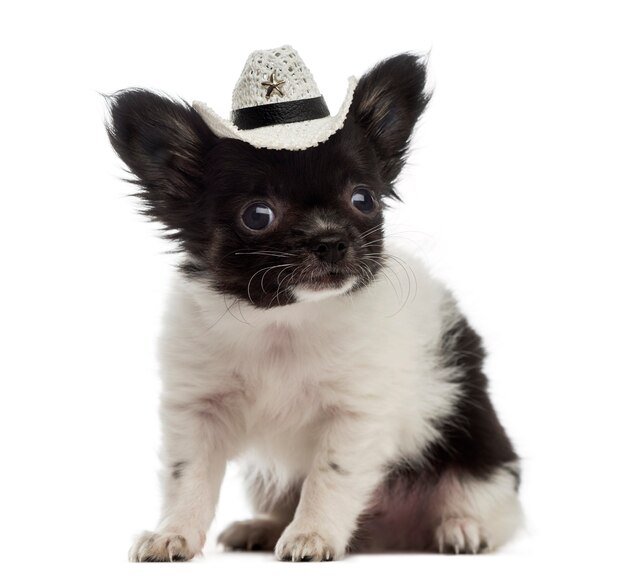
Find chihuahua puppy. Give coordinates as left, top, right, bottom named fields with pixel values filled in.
left=107, top=53, right=522, bottom=562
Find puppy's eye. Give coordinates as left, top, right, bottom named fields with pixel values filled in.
left=351, top=188, right=376, bottom=214
left=241, top=203, right=275, bottom=231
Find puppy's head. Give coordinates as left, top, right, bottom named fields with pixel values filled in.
left=106, top=54, right=428, bottom=308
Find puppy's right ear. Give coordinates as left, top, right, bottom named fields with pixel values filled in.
left=105, top=89, right=217, bottom=222
left=350, top=54, right=429, bottom=186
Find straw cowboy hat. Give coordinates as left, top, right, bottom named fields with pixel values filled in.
left=193, top=45, right=357, bottom=151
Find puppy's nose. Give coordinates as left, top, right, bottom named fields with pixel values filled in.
left=312, top=236, right=349, bottom=263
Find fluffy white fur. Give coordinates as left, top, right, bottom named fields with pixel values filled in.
left=129, top=245, right=521, bottom=561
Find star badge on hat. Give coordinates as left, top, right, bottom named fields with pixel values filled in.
left=261, top=72, right=285, bottom=98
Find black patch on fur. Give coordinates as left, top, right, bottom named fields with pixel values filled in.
left=171, top=461, right=186, bottom=479
left=430, top=315, right=519, bottom=478
left=386, top=314, right=519, bottom=485
left=328, top=461, right=348, bottom=475
left=106, top=54, right=429, bottom=309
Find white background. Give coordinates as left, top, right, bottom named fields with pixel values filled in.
left=1, top=1, right=625, bottom=579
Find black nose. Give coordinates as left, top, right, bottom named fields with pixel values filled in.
left=312, top=236, right=349, bottom=263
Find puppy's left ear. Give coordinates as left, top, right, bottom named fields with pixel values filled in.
left=350, top=53, right=429, bottom=184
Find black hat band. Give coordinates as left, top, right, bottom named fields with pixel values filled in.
left=232, top=96, right=330, bottom=130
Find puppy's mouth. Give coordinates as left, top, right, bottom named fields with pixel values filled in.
left=301, top=267, right=352, bottom=290
left=292, top=265, right=357, bottom=304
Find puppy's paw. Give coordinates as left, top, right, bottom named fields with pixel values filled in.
left=218, top=518, right=285, bottom=552
left=129, top=531, right=197, bottom=562
left=275, top=527, right=343, bottom=562
left=435, top=517, right=488, bottom=554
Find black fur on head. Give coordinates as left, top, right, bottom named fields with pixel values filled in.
left=106, top=54, right=429, bottom=308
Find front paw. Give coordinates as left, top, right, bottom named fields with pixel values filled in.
left=275, top=527, right=343, bottom=562
left=129, top=531, right=198, bottom=562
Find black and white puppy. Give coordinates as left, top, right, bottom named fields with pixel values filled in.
left=107, top=54, right=522, bottom=562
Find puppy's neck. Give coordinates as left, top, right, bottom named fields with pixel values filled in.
left=186, top=276, right=360, bottom=333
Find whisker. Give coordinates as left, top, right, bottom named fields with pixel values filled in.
left=247, top=263, right=293, bottom=305
left=203, top=304, right=231, bottom=332
left=271, top=264, right=296, bottom=306
left=223, top=295, right=249, bottom=326
left=360, top=251, right=413, bottom=316
left=360, top=230, right=430, bottom=250
left=217, top=246, right=297, bottom=266
left=360, top=237, right=386, bottom=249
left=269, top=267, right=297, bottom=307
left=357, top=223, right=386, bottom=241
left=384, top=252, right=419, bottom=305
left=235, top=251, right=296, bottom=257
left=385, top=253, right=419, bottom=313
left=271, top=264, right=304, bottom=307
left=237, top=299, right=249, bottom=325
left=261, top=263, right=295, bottom=294
left=352, top=261, right=371, bottom=284
left=362, top=256, right=402, bottom=303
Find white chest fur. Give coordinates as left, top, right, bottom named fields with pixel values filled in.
left=158, top=248, right=459, bottom=472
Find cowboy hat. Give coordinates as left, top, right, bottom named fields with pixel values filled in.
left=193, top=45, right=357, bottom=151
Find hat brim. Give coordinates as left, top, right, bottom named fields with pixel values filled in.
left=192, top=76, right=357, bottom=151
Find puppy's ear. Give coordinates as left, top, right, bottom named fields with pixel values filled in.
left=106, top=89, right=217, bottom=224
left=350, top=54, right=429, bottom=184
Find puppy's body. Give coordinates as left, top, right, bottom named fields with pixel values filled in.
left=145, top=246, right=521, bottom=559
left=108, top=53, right=522, bottom=561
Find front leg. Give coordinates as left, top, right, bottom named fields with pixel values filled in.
left=129, top=393, right=238, bottom=562
left=275, top=413, right=391, bottom=561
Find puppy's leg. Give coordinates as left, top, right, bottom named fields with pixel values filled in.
left=219, top=470, right=300, bottom=552
left=433, top=463, right=522, bottom=554
left=275, top=414, right=390, bottom=561
left=429, top=313, right=523, bottom=553
left=129, top=393, right=241, bottom=562
left=353, top=461, right=522, bottom=553
left=218, top=518, right=288, bottom=553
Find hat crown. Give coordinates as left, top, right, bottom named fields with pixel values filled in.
left=231, top=45, right=322, bottom=111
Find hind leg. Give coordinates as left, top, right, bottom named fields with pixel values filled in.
left=218, top=469, right=301, bottom=552
left=218, top=517, right=287, bottom=552
left=424, top=315, right=523, bottom=553
left=433, top=463, right=522, bottom=553
left=354, top=462, right=522, bottom=554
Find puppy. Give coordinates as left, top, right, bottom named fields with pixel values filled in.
left=107, top=53, right=522, bottom=562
